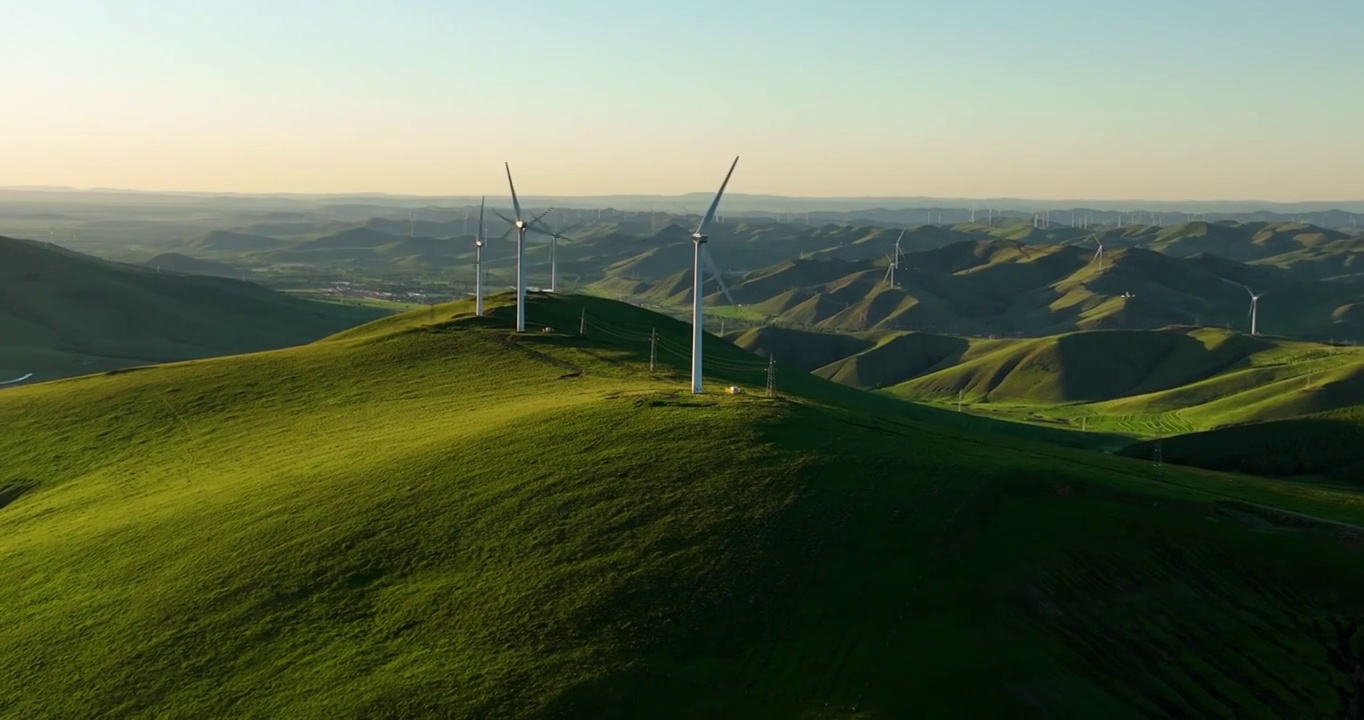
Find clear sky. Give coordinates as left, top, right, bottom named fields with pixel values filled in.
left=2, top=0, right=1362, bottom=200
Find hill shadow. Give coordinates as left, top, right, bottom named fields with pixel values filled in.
left=0, top=480, right=36, bottom=512
left=1049, top=330, right=1274, bottom=402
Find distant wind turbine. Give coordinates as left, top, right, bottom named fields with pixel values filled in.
left=688, top=156, right=740, bottom=395
left=529, top=215, right=578, bottom=294
left=883, top=229, right=907, bottom=288
left=1090, top=235, right=1105, bottom=270
left=1246, top=287, right=1264, bottom=336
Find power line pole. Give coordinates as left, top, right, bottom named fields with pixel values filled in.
left=766, top=353, right=776, bottom=398
left=579, top=309, right=586, bottom=336
left=649, top=328, right=657, bottom=372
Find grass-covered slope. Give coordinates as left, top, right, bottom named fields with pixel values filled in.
left=1119, top=407, right=1364, bottom=483
left=0, top=235, right=386, bottom=380
left=610, top=233, right=1364, bottom=341
left=6, top=294, right=1364, bottom=717
left=744, top=323, right=1364, bottom=438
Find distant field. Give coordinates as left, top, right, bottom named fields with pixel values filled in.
left=285, top=288, right=429, bottom=312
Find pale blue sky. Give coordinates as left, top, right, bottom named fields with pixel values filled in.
left=1, top=0, right=1361, bottom=199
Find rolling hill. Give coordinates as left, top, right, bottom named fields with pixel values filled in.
left=733, top=325, right=1364, bottom=439
left=696, top=240, right=1364, bottom=340
left=5, top=292, right=1364, bottom=716
left=185, top=229, right=291, bottom=253
left=0, top=235, right=387, bottom=381
left=1119, top=406, right=1364, bottom=483
left=144, top=251, right=242, bottom=278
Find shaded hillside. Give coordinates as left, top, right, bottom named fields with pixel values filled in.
left=729, top=326, right=879, bottom=372
left=6, top=293, right=1364, bottom=716
left=144, top=252, right=241, bottom=278
left=738, top=322, right=1364, bottom=437
left=618, top=239, right=1361, bottom=341
left=0, top=235, right=386, bottom=381
left=1119, top=407, right=1364, bottom=483
left=185, top=230, right=290, bottom=252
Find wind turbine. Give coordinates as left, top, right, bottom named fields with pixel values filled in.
left=494, top=163, right=553, bottom=332
left=883, top=228, right=907, bottom=288
left=1246, top=287, right=1264, bottom=336
left=474, top=197, right=485, bottom=316
left=688, top=156, right=740, bottom=395
left=529, top=216, right=578, bottom=293
left=1090, top=235, right=1105, bottom=271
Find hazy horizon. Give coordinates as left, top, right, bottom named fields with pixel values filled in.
left=4, top=1, right=1362, bottom=201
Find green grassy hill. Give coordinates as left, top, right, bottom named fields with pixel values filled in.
left=893, top=329, right=1364, bottom=431
left=0, top=235, right=387, bottom=381
left=1119, top=406, right=1364, bottom=483
left=6, top=292, right=1364, bottom=716
left=186, top=229, right=290, bottom=253
left=733, top=324, right=1364, bottom=440
left=615, top=236, right=1363, bottom=341
left=144, top=251, right=242, bottom=278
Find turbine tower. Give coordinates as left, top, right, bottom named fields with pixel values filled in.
left=1246, top=287, right=1264, bottom=336
left=689, top=156, right=740, bottom=395
left=474, top=196, right=485, bottom=316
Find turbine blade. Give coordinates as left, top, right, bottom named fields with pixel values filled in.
left=0, top=373, right=33, bottom=385
left=477, top=196, right=485, bottom=244
left=529, top=207, right=555, bottom=228
left=505, top=162, right=523, bottom=221
left=702, top=244, right=737, bottom=305
left=491, top=209, right=514, bottom=227
left=694, top=156, right=740, bottom=236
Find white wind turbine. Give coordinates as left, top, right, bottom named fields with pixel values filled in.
left=474, top=196, right=485, bottom=316
left=688, top=156, right=740, bottom=395
left=1090, top=235, right=1105, bottom=270
left=883, top=228, right=907, bottom=288
left=1246, top=287, right=1264, bottom=336
left=493, top=163, right=553, bottom=332
left=529, top=216, right=578, bottom=294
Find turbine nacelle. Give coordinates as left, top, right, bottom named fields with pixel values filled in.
left=692, top=232, right=707, bottom=243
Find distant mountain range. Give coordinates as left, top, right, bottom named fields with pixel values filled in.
left=115, top=218, right=1364, bottom=343
left=4, top=185, right=1363, bottom=214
